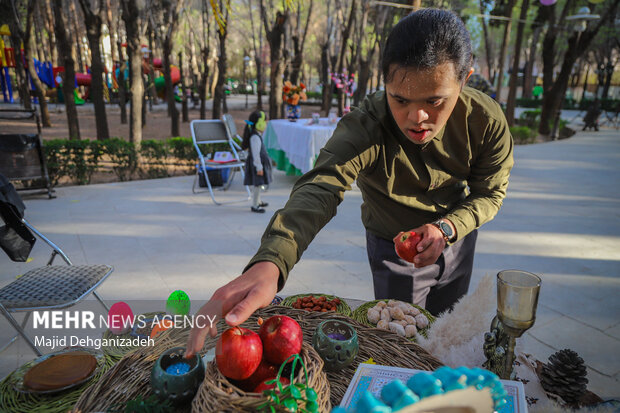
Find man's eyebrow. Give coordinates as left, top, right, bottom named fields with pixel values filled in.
left=388, top=92, right=448, bottom=101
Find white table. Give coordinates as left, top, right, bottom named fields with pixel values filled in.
left=264, top=118, right=338, bottom=175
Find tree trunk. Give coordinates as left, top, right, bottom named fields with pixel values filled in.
left=44, top=0, right=58, bottom=66
left=320, top=43, right=330, bottom=112
left=163, top=46, right=179, bottom=136
left=505, top=0, right=530, bottom=126
left=199, top=0, right=210, bottom=119
left=147, top=25, right=157, bottom=109
left=53, top=0, right=80, bottom=139
left=248, top=0, right=263, bottom=110
left=8, top=29, right=32, bottom=110
left=179, top=52, right=189, bottom=122
left=213, top=23, right=228, bottom=119
left=601, top=63, right=614, bottom=100
left=479, top=0, right=494, bottom=80
left=25, top=0, right=52, bottom=127
left=79, top=0, right=110, bottom=140
left=495, top=0, right=516, bottom=103
left=289, top=0, right=313, bottom=86
left=121, top=0, right=143, bottom=144
left=262, top=3, right=288, bottom=120
left=522, top=22, right=542, bottom=99
left=68, top=0, right=84, bottom=73
left=539, top=0, right=620, bottom=136
left=335, top=0, right=356, bottom=117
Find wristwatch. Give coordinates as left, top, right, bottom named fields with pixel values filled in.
left=432, top=219, right=455, bottom=243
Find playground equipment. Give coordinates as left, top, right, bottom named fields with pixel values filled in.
left=1, top=24, right=15, bottom=103
left=152, top=58, right=182, bottom=102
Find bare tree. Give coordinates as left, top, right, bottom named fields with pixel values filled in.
left=479, top=0, right=494, bottom=80
left=334, top=0, right=357, bottom=116
left=539, top=0, right=620, bottom=137
left=352, top=0, right=380, bottom=107
left=261, top=0, right=289, bottom=119
left=521, top=7, right=545, bottom=99
left=109, top=2, right=128, bottom=124
left=505, top=0, right=530, bottom=126
left=289, top=0, right=313, bottom=85
left=494, top=0, right=516, bottom=103
left=78, top=0, right=110, bottom=139
left=120, top=0, right=143, bottom=144
left=247, top=0, right=264, bottom=109
left=5, top=0, right=52, bottom=124
left=149, top=0, right=184, bottom=135
left=3, top=0, right=31, bottom=110
left=199, top=0, right=211, bottom=119
left=212, top=0, right=229, bottom=119
left=44, top=0, right=58, bottom=66
left=52, top=0, right=80, bottom=139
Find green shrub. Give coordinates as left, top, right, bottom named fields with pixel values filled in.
left=102, top=138, right=138, bottom=181
left=510, top=125, right=537, bottom=145
left=167, top=137, right=195, bottom=162
left=65, top=139, right=101, bottom=185
left=518, top=109, right=541, bottom=128
left=139, top=140, right=169, bottom=179
left=42, top=139, right=67, bottom=186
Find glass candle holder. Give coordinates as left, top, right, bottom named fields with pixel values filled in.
left=497, top=270, right=541, bottom=336
left=312, top=320, right=359, bottom=372
left=151, top=347, right=205, bottom=405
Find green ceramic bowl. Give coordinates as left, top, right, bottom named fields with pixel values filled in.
left=312, top=319, right=359, bottom=372
left=150, top=347, right=205, bottom=405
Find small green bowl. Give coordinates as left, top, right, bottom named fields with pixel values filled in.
left=312, top=320, right=359, bottom=372
left=150, top=347, right=205, bottom=405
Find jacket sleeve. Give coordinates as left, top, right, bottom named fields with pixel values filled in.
left=244, top=114, right=380, bottom=290
left=250, top=134, right=263, bottom=172
left=444, top=114, right=514, bottom=242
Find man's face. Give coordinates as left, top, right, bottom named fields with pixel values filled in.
left=385, top=63, right=466, bottom=145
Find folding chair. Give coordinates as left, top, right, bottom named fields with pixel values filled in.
left=190, top=119, right=251, bottom=205
left=0, top=175, right=112, bottom=355
left=222, top=113, right=247, bottom=161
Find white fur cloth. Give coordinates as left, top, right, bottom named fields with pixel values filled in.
left=415, top=274, right=611, bottom=413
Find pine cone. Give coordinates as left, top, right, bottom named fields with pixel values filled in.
left=540, top=349, right=588, bottom=405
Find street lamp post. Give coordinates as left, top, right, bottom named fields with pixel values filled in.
left=243, top=55, right=250, bottom=109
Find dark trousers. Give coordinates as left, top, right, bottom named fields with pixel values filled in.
left=366, top=229, right=478, bottom=316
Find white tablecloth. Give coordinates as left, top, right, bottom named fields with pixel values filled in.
left=264, top=119, right=338, bottom=174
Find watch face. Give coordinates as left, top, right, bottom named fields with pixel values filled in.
left=440, top=221, right=453, bottom=238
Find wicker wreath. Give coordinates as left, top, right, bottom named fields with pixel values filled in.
left=74, top=306, right=442, bottom=411
left=192, top=342, right=330, bottom=412
left=351, top=299, right=436, bottom=340
left=281, top=293, right=352, bottom=316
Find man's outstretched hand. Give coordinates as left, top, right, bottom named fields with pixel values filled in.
left=185, top=261, right=280, bottom=358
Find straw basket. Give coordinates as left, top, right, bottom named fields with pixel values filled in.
left=281, top=293, right=352, bottom=316
left=192, top=342, right=330, bottom=412
left=351, top=299, right=436, bottom=340
left=74, top=305, right=442, bottom=411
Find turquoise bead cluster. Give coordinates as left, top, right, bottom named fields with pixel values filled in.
left=332, top=366, right=507, bottom=413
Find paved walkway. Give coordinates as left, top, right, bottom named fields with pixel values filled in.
left=1, top=128, right=619, bottom=398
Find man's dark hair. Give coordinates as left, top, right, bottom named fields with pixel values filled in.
left=382, top=8, right=472, bottom=83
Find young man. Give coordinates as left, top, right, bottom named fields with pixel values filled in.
left=187, top=9, right=513, bottom=356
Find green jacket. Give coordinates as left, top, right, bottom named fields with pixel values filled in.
left=246, top=87, right=514, bottom=290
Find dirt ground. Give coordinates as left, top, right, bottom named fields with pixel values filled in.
left=0, top=101, right=324, bottom=141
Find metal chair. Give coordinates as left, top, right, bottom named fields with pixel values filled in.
left=222, top=113, right=247, bottom=161
left=0, top=175, right=112, bottom=355
left=190, top=119, right=251, bottom=205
